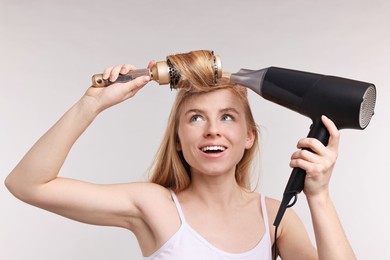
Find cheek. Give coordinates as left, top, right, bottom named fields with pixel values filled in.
left=227, top=126, right=248, bottom=142
left=176, top=126, right=192, bottom=152
left=177, top=128, right=199, bottom=161
left=178, top=141, right=197, bottom=169
left=178, top=134, right=195, bottom=155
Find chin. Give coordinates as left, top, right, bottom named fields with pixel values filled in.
left=194, top=166, right=236, bottom=178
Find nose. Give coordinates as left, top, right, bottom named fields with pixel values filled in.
left=204, top=120, right=221, bottom=137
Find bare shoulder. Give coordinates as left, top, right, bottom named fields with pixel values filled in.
left=263, top=196, right=299, bottom=223
left=263, top=196, right=300, bottom=241
left=129, top=182, right=177, bottom=216
left=263, top=196, right=316, bottom=257
left=130, top=182, right=171, bottom=199
left=129, top=182, right=173, bottom=212
left=264, top=196, right=281, bottom=214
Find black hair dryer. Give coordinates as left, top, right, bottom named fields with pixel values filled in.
left=230, top=67, right=376, bottom=227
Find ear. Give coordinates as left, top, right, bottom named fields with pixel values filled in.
left=245, top=129, right=256, bottom=149
left=176, top=140, right=182, bottom=151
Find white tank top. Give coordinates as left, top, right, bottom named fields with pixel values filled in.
left=143, top=191, right=272, bottom=260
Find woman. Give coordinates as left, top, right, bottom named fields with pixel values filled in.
left=5, top=50, right=355, bottom=259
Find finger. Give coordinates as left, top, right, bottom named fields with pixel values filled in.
left=109, top=65, right=125, bottom=82
left=296, top=138, right=326, bottom=156
left=133, top=75, right=151, bottom=89
left=123, top=74, right=151, bottom=92
left=103, top=66, right=113, bottom=80
left=291, top=149, right=319, bottom=163
left=290, top=156, right=327, bottom=176
left=122, top=75, right=151, bottom=99
left=147, top=60, right=156, bottom=69
left=321, top=115, right=340, bottom=150
left=290, top=157, right=315, bottom=172
left=120, top=64, right=136, bottom=75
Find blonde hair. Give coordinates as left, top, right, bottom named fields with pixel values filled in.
left=149, top=50, right=260, bottom=192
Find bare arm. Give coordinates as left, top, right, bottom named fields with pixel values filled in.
left=5, top=64, right=152, bottom=228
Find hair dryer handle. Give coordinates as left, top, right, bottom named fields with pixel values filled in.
left=286, top=119, right=330, bottom=193
left=274, top=119, right=330, bottom=227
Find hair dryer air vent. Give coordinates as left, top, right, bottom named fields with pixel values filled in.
left=360, top=86, right=376, bottom=129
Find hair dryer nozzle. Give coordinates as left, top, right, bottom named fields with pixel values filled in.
left=229, top=68, right=268, bottom=94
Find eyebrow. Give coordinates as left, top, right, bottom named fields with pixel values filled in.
left=184, top=107, right=241, bottom=116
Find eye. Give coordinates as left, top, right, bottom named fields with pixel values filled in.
left=190, top=114, right=203, bottom=122
left=221, top=114, right=234, bottom=121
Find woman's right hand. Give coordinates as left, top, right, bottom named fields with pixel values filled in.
left=84, top=63, right=152, bottom=113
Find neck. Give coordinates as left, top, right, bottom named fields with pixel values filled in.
left=185, top=173, right=247, bottom=209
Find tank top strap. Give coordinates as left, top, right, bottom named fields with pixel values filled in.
left=260, top=194, right=270, bottom=234
left=169, top=190, right=187, bottom=224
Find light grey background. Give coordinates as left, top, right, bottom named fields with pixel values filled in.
left=1, top=0, right=389, bottom=259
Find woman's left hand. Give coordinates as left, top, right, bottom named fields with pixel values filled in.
left=289, top=115, right=340, bottom=198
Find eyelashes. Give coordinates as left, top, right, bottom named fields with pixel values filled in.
left=189, top=114, right=235, bottom=123
left=221, top=114, right=234, bottom=121
left=190, top=114, right=203, bottom=122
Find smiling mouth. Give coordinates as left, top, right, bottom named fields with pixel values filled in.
left=201, top=146, right=227, bottom=153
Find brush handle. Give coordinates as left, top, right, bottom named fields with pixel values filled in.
left=91, top=68, right=151, bottom=87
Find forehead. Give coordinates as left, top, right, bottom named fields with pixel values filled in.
left=180, top=88, right=244, bottom=113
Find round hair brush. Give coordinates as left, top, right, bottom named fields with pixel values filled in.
left=91, top=50, right=222, bottom=89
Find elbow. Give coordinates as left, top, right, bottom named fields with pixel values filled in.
left=5, top=172, right=51, bottom=208
left=5, top=174, right=21, bottom=199
left=4, top=173, right=32, bottom=203
left=4, top=174, right=15, bottom=195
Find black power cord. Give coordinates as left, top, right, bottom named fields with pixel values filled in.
left=272, top=194, right=298, bottom=260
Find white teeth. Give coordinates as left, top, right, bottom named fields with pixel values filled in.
left=201, top=146, right=226, bottom=152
